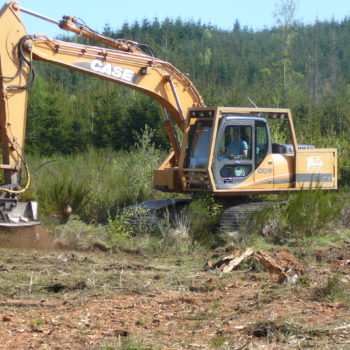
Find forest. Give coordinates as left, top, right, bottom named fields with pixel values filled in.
left=25, top=13, right=350, bottom=184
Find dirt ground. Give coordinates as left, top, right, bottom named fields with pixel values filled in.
left=0, top=228, right=349, bottom=349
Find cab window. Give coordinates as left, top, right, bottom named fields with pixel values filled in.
left=217, top=125, right=252, bottom=161
left=256, top=121, right=268, bottom=167
left=185, top=121, right=212, bottom=168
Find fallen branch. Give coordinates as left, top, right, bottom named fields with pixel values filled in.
left=0, top=299, right=68, bottom=308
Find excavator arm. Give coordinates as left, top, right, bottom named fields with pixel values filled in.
left=26, top=35, right=203, bottom=132
left=0, top=2, right=30, bottom=186
left=25, top=33, right=204, bottom=161
left=0, top=1, right=204, bottom=225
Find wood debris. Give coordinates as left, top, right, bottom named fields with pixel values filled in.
left=207, top=248, right=302, bottom=282
left=0, top=299, right=68, bottom=308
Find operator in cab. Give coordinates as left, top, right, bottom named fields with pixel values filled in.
left=217, top=126, right=250, bottom=178
left=218, top=126, right=249, bottom=160
left=226, top=127, right=248, bottom=159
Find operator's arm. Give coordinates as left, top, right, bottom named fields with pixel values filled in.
left=242, top=140, right=248, bottom=158
left=242, top=145, right=248, bottom=158
left=226, top=141, right=248, bottom=159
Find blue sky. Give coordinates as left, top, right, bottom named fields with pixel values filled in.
left=3, top=0, right=350, bottom=37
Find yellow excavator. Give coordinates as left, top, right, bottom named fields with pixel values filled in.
left=0, top=2, right=337, bottom=228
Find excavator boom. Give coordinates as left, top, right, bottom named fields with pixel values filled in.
left=26, top=35, right=204, bottom=130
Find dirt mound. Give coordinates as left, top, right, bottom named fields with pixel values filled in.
left=0, top=226, right=55, bottom=250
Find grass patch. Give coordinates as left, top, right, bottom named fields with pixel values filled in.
left=185, top=312, right=217, bottom=321
left=52, top=216, right=110, bottom=251
left=29, top=318, right=46, bottom=330
left=247, top=319, right=300, bottom=339
left=247, top=319, right=332, bottom=341
left=308, top=229, right=350, bottom=247
left=239, top=187, right=344, bottom=247
left=28, top=127, right=167, bottom=223
left=312, top=274, right=349, bottom=303
left=210, top=336, right=226, bottom=348
left=102, top=339, right=160, bottom=350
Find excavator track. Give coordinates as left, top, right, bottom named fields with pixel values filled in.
left=130, top=199, right=277, bottom=235
left=220, top=201, right=275, bottom=232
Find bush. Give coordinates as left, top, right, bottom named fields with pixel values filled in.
left=108, top=210, right=133, bottom=242
left=338, top=187, right=350, bottom=227
left=312, top=274, right=347, bottom=302
left=43, top=178, right=92, bottom=218
left=249, top=187, right=343, bottom=242
left=28, top=126, right=165, bottom=223
left=108, top=206, right=157, bottom=238
left=285, top=187, right=342, bottom=238
left=187, top=195, right=223, bottom=248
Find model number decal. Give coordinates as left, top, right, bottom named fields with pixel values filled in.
left=90, top=59, right=135, bottom=82
left=257, top=168, right=273, bottom=174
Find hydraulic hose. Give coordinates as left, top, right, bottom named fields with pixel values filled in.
left=5, top=36, right=36, bottom=90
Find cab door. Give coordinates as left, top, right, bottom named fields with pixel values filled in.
left=212, top=117, right=255, bottom=190
left=253, top=120, right=273, bottom=188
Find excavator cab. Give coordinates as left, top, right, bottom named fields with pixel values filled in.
left=180, top=108, right=272, bottom=192
left=179, top=106, right=336, bottom=195
left=185, top=121, right=212, bottom=169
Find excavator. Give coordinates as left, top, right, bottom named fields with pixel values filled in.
left=0, top=2, right=337, bottom=228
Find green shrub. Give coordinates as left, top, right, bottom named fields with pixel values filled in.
left=108, top=206, right=156, bottom=238
left=188, top=195, right=223, bottom=248
left=285, top=187, right=342, bottom=238
left=249, top=187, right=342, bottom=242
left=312, top=274, right=347, bottom=302
left=44, top=178, right=92, bottom=218
left=108, top=210, right=133, bottom=241
left=27, top=126, right=165, bottom=223
left=249, top=202, right=286, bottom=239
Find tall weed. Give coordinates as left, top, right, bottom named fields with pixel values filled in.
left=285, top=187, right=341, bottom=238
left=188, top=195, right=223, bottom=248
left=312, top=274, right=348, bottom=302
left=155, top=209, right=192, bottom=253
left=45, top=178, right=92, bottom=218
left=153, top=197, right=223, bottom=253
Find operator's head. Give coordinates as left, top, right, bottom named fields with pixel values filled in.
left=232, top=127, right=240, bottom=140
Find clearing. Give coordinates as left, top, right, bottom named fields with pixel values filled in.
left=0, top=228, right=349, bottom=350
